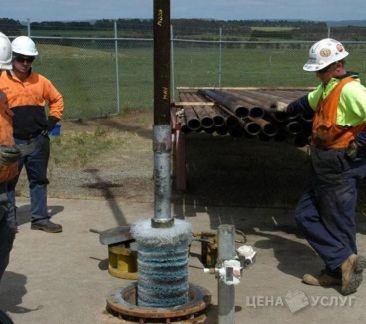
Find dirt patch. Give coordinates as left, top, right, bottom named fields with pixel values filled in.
left=16, top=110, right=154, bottom=203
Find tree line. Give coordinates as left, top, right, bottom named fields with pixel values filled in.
left=0, top=18, right=366, bottom=41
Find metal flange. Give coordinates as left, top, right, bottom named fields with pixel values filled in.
left=106, top=282, right=211, bottom=323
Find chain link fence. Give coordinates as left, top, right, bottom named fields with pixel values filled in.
left=3, top=22, right=366, bottom=120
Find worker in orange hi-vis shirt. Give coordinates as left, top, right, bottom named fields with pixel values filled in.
left=0, top=32, right=21, bottom=286
left=0, top=36, right=64, bottom=234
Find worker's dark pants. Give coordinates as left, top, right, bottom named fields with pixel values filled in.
left=295, top=147, right=366, bottom=271
left=7, top=134, right=50, bottom=225
left=0, top=184, right=15, bottom=282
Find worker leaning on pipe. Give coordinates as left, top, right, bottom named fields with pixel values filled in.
left=280, top=38, right=366, bottom=295
left=0, top=32, right=21, bottom=283
left=0, top=36, right=64, bottom=233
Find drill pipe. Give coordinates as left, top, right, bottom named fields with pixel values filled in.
left=203, top=126, right=216, bottom=134
left=177, top=89, right=314, bottom=140
left=286, top=120, right=303, bottom=135
left=184, top=107, right=201, bottom=131
left=226, top=116, right=244, bottom=137
left=245, top=90, right=310, bottom=123
left=242, top=118, right=262, bottom=136
left=216, top=104, right=270, bottom=137
left=227, top=89, right=290, bottom=111
left=214, top=89, right=267, bottom=118
left=192, top=106, right=214, bottom=129
left=203, top=89, right=268, bottom=119
left=199, top=89, right=249, bottom=118
left=180, top=92, right=217, bottom=129
left=249, top=117, right=278, bottom=137
left=189, top=92, right=226, bottom=127
left=262, top=111, right=299, bottom=137
left=225, top=89, right=278, bottom=109
left=215, top=125, right=228, bottom=136
left=212, top=107, right=226, bottom=127
left=216, top=104, right=245, bottom=137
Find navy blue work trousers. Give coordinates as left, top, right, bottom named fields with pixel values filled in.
left=7, top=134, right=50, bottom=225
left=0, top=184, right=15, bottom=281
left=295, top=147, right=366, bottom=271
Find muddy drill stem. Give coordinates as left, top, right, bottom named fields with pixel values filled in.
left=153, top=0, right=173, bottom=228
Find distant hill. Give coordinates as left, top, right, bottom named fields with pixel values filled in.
left=327, top=20, right=366, bottom=27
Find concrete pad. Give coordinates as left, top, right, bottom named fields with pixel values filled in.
left=1, top=197, right=366, bottom=323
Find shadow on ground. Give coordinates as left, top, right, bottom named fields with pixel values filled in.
left=81, top=168, right=127, bottom=226
left=16, top=205, right=64, bottom=226
left=70, top=115, right=152, bottom=140
left=0, top=271, right=41, bottom=314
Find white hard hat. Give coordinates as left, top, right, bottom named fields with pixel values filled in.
left=11, top=36, right=38, bottom=56
left=0, top=32, right=12, bottom=70
left=303, top=38, right=349, bottom=72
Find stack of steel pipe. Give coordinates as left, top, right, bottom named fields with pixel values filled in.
left=175, top=89, right=313, bottom=146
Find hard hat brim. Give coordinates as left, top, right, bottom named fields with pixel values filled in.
left=303, top=61, right=327, bottom=72
left=12, top=50, right=38, bottom=57
left=0, top=62, right=12, bottom=70
left=303, top=51, right=349, bottom=72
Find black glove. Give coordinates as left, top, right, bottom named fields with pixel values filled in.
left=0, top=145, right=21, bottom=166
left=47, top=116, right=59, bottom=132
left=346, top=140, right=360, bottom=161
left=41, top=116, right=59, bottom=136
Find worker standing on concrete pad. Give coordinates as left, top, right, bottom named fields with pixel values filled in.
left=0, top=36, right=64, bottom=233
left=0, top=32, right=20, bottom=324
left=282, top=38, right=366, bottom=295
left=0, top=32, right=21, bottom=281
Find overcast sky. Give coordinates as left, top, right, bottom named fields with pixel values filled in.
left=2, top=0, right=366, bottom=22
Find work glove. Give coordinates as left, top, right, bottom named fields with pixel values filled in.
left=41, top=116, right=60, bottom=136
left=346, top=140, right=361, bottom=161
left=346, top=129, right=366, bottom=161
left=47, top=116, right=59, bottom=131
left=0, top=145, right=21, bottom=166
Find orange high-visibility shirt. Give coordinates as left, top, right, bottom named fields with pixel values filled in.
left=0, top=70, right=64, bottom=139
left=0, top=90, right=19, bottom=182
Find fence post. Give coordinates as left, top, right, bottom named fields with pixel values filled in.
left=114, top=20, right=120, bottom=115
left=170, top=24, right=175, bottom=101
left=327, top=26, right=331, bottom=38
left=27, top=19, right=31, bottom=36
left=268, top=54, right=272, bottom=82
left=218, top=27, right=223, bottom=87
left=218, top=224, right=236, bottom=324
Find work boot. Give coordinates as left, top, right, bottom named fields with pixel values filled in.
left=341, top=254, right=366, bottom=295
left=302, top=268, right=342, bottom=287
left=31, top=220, right=63, bottom=233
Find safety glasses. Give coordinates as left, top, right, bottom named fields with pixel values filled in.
left=14, top=55, right=35, bottom=63
left=317, top=62, right=336, bottom=74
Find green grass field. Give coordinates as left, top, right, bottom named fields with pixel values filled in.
left=250, top=27, right=298, bottom=31
left=32, top=42, right=366, bottom=119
